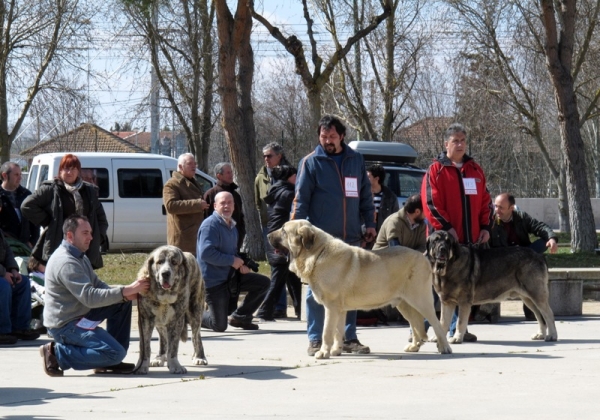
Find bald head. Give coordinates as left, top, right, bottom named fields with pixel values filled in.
left=214, top=191, right=234, bottom=221
left=494, top=193, right=516, bottom=223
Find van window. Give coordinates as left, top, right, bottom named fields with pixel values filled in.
left=117, top=168, right=163, bottom=198
left=27, top=166, right=39, bottom=191
left=39, top=165, right=50, bottom=185
left=81, top=167, right=110, bottom=198
left=194, top=173, right=213, bottom=194
left=384, top=169, right=424, bottom=198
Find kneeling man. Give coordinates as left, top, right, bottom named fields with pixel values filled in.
left=40, top=215, right=149, bottom=376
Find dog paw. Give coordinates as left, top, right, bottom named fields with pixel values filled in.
left=449, top=337, right=463, bottom=344
left=168, top=363, right=187, bottom=374
left=544, top=335, right=558, bottom=342
left=315, top=350, right=330, bottom=359
left=437, top=343, right=453, bottom=354
left=133, top=363, right=149, bottom=375
left=403, top=343, right=421, bottom=352
left=150, top=358, right=166, bottom=367
left=531, top=333, right=545, bottom=340
left=331, top=348, right=342, bottom=357
left=192, top=357, right=208, bottom=366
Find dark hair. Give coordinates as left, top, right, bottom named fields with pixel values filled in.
left=317, top=115, right=346, bottom=137
left=271, top=165, right=297, bottom=181
left=63, top=214, right=89, bottom=237
left=58, top=154, right=82, bottom=175
left=403, top=193, right=423, bottom=214
left=27, top=255, right=44, bottom=273
left=444, top=123, right=467, bottom=141
left=507, top=194, right=516, bottom=206
left=367, top=164, right=386, bottom=186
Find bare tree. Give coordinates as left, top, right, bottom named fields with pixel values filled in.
left=214, top=0, right=263, bottom=258
left=333, top=0, right=428, bottom=140
left=0, top=0, right=85, bottom=162
left=538, top=0, right=598, bottom=251
left=252, top=0, right=393, bottom=129
left=121, top=0, right=217, bottom=171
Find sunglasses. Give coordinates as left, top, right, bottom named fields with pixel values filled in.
left=263, top=154, right=274, bottom=159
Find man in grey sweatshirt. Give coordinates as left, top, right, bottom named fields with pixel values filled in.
left=39, top=215, right=149, bottom=377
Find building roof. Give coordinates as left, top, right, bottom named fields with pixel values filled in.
left=21, top=123, right=148, bottom=157
left=113, top=131, right=182, bottom=152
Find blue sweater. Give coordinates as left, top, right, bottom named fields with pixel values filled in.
left=197, top=212, right=238, bottom=289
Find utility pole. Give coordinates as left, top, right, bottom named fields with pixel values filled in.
left=150, top=2, right=160, bottom=154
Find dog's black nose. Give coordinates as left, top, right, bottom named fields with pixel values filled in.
left=161, top=271, right=171, bottom=281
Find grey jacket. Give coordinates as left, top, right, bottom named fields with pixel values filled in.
left=43, top=240, right=124, bottom=329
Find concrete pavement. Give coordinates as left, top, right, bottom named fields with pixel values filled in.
left=2, top=301, right=600, bottom=419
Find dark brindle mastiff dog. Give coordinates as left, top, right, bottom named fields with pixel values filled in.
left=425, top=230, right=558, bottom=344
left=269, top=220, right=452, bottom=359
left=134, top=245, right=208, bottom=374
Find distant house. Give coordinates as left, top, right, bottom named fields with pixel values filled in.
left=112, top=130, right=187, bottom=156
left=395, top=117, right=454, bottom=166
left=20, top=123, right=148, bottom=160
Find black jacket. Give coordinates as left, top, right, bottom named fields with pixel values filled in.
left=265, top=180, right=295, bottom=234
left=0, top=185, right=39, bottom=246
left=490, top=209, right=557, bottom=248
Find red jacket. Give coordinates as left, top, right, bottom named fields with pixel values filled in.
left=421, top=153, right=493, bottom=244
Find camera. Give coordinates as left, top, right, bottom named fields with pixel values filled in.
left=239, top=252, right=259, bottom=273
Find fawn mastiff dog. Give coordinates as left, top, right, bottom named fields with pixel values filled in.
left=134, top=245, right=208, bottom=374
left=425, top=230, right=558, bottom=343
left=268, top=219, right=452, bottom=359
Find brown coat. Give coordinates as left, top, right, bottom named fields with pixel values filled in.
left=163, top=171, right=206, bottom=256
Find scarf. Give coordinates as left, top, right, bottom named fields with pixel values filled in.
left=63, top=177, right=84, bottom=215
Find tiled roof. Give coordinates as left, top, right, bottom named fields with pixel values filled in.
left=113, top=131, right=180, bottom=152
left=21, top=123, right=148, bottom=157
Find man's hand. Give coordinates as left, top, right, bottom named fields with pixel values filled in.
left=363, top=227, right=377, bottom=243
left=239, top=265, right=251, bottom=275
left=199, top=199, right=210, bottom=211
left=122, top=278, right=150, bottom=300
left=477, top=230, right=490, bottom=244
left=547, top=238, right=558, bottom=254
left=232, top=257, right=244, bottom=269
left=5, top=270, right=22, bottom=287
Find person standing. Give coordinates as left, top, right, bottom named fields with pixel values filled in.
left=204, top=162, right=246, bottom=251
left=365, top=163, right=399, bottom=248
left=254, top=143, right=293, bottom=318
left=197, top=192, right=269, bottom=332
left=163, top=153, right=209, bottom=256
left=491, top=192, right=558, bottom=320
left=292, top=115, right=376, bottom=356
left=0, top=162, right=39, bottom=248
left=21, top=154, right=108, bottom=269
left=39, top=215, right=149, bottom=376
left=256, top=165, right=302, bottom=321
left=421, top=123, right=493, bottom=342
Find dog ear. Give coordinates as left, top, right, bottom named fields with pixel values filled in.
left=298, top=225, right=316, bottom=250
left=425, top=235, right=432, bottom=257
left=450, top=235, right=460, bottom=260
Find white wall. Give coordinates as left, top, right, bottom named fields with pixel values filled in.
left=515, top=198, right=600, bottom=230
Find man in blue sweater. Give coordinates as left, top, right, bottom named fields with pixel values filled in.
left=198, top=192, right=269, bottom=332
left=40, top=215, right=149, bottom=377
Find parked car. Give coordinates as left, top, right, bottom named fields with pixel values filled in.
left=348, top=140, right=425, bottom=207
left=26, top=152, right=216, bottom=252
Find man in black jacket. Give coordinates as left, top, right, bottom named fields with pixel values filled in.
left=491, top=193, right=558, bottom=319
left=0, top=162, right=38, bottom=248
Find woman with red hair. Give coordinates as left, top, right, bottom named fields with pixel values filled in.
left=21, top=154, right=108, bottom=269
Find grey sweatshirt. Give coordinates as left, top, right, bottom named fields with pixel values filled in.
left=43, top=240, right=124, bottom=329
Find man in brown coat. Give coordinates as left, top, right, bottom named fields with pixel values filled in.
left=163, top=153, right=209, bottom=256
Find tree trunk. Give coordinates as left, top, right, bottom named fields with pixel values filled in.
left=215, top=0, right=263, bottom=259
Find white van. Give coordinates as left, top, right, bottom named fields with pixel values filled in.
left=27, top=152, right=216, bottom=252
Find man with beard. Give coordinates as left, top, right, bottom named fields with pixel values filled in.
left=291, top=115, right=376, bottom=356
left=372, top=193, right=426, bottom=252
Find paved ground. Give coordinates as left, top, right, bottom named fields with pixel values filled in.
left=2, top=301, right=600, bottom=419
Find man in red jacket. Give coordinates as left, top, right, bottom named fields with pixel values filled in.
left=421, top=123, right=493, bottom=342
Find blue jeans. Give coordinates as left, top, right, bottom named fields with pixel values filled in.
left=306, top=285, right=358, bottom=343
left=0, top=275, right=32, bottom=334
left=202, top=272, right=270, bottom=332
left=417, top=291, right=459, bottom=337
left=49, top=300, right=132, bottom=371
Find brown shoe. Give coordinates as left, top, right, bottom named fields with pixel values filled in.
left=40, top=343, right=63, bottom=377
left=93, top=362, right=136, bottom=374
